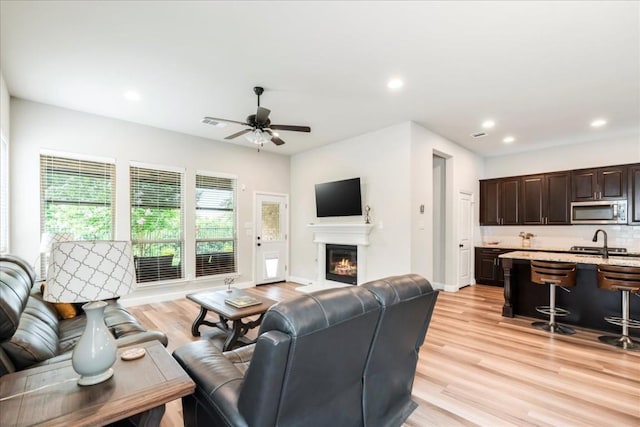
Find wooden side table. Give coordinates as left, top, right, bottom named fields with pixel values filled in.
left=0, top=340, right=195, bottom=427
left=187, top=288, right=277, bottom=351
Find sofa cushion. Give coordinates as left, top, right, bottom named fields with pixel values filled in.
left=0, top=256, right=34, bottom=340
left=1, top=292, right=60, bottom=370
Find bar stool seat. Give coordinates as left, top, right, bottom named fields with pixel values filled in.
left=530, top=260, right=577, bottom=335
left=596, top=264, right=640, bottom=351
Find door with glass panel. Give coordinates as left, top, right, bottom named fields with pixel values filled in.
left=255, top=193, right=287, bottom=285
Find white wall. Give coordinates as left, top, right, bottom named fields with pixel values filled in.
left=484, top=135, right=640, bottom=178
left=10, top=99, right=290, bottom=302
left=290, top=122, right=412, bottom=284
left=410, top=123, right=484, bottom=290
left=0, top=71, right=9, bottom=137
left=289, top=121, right=484, bottom=291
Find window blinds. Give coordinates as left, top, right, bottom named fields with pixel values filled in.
left=195, top=174, right=237, bottom=277
left=130, top=165, right=184, bottom=283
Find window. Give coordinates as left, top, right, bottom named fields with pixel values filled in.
left=40, top=154, right=115, bottom=275
left=0, top=134, right=8, bottom=254
left=130, top=164, right=184, bottom=283
left=195, top=173, right=237, bottom=277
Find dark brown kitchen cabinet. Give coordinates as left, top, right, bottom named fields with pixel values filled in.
left=629, top=164, right=640, bottom=224
left=521, top=172, right=571, bottom=225
left=572, top=165, right=627, bottom=201
left=480, top=178, right=520, bottom=225
left=475, top=247, right=510, bottom=286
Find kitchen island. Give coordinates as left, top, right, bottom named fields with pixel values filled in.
left=499, top=251, right=640, bottom=336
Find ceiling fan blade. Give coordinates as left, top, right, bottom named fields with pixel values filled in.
left=256, top=107, right=271, bottom=124
left=269, top=124, right=311, bottom=133
left=224, top=129, right=251, bottom=140
left=271, top=136, right=285, bottom=146
left=202, top=116, right=249, bottom=126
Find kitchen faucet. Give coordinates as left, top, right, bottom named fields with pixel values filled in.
left=592, top=229, right=609, bottom=259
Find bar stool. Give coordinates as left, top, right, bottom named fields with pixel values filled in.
left=530, top=260, right=577, bottom=335
left=596, top=264, right=640, bottom=351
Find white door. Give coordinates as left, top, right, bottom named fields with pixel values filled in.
left=458, top=191, right=473, bottom=287
left=255, top=193, right=287, bottom=285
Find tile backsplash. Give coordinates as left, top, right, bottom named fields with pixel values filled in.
left=479, top=225, right=640, bottom=252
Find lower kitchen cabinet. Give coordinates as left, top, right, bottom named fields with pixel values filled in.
left=475, top=247, right=511, bottom=286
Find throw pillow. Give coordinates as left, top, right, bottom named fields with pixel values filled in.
left=40, top=283, right=79, bottom=320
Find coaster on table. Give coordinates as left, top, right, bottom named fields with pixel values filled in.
left=121, top=347, right=146, bottom=361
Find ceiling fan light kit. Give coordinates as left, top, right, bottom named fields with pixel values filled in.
left=202, top=86, right=311, bottom=147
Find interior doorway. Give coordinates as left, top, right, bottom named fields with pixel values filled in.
left=432, top=154, right=446, bottom=285
left=457, top=191, right=473, bottom=288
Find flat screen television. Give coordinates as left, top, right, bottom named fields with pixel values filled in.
left=315, top=177, right=362, bottom=217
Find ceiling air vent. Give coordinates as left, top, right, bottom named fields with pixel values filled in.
left=471, top=132, right=487, bottom=138
left=201, top=117, right=226, bottom=127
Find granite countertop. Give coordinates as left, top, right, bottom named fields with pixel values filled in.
left=478, top=244, right=640, bottom=256
left=499, top=251, right=640, bottom=268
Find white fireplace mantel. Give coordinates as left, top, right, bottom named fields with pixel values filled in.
left=307, top=223, right=374, bottom=246
left=306, top=223, right=375, bottom=288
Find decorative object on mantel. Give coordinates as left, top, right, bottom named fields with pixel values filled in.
left=364, top=205, right=371, bottom=224
left=519, top=232, right=534, bottom=248
left=44, top=240, right=137, bottom=386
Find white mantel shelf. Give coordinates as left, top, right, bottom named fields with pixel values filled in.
left=307, top=223, right=374, bottom=246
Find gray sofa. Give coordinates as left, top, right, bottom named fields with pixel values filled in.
left=173, top=273, right=438, bottom=427
left=0, top=254, right=168, bottom=376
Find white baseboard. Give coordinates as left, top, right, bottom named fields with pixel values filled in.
left=287, top=275, right=316, bottom=286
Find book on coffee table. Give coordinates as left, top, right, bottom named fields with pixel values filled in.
left=224, top=295, right=262, bottom=308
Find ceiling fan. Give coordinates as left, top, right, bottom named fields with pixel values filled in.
left=202, top=86, right=311, bottom=146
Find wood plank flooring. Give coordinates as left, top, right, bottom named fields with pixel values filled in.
left=128, top=284, right=640, bottom=427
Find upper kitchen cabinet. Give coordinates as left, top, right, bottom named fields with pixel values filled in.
left=629, top=164, right=640, bottom=224
left=521, top=172, right=571, bottom=225
left=480, top=178, right=520, bottom=225
left=572, top=165, right=627, bottom=201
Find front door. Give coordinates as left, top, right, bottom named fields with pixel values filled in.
left=255, top=193, right=288, bottom=285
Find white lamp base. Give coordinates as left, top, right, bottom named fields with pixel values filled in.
left=77, top=367, right=114, bottom=386
left=72, top=301, right=117, bottom=386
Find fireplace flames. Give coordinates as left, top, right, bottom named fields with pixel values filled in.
left=334, top=258, right=357, bottom=276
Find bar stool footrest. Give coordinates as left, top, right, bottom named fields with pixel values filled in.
left=603, top=316, right=640, bottom=329
left=535, top=305, right=570, bottom=317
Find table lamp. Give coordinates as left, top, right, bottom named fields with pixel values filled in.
left=44, top=240, right=137, bottom=386
left=37, top=232, right=73, bottom=275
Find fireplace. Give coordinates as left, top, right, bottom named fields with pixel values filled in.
left=326, top=244, right=357, bottom=285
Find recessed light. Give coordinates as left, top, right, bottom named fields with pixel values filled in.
left=387, top=78, right=404, bottom=89
left=503, top=136, right=515, bottom=144
left=590, top=118, right=607, bottom=128
left=123, top=90, right=141, bottom=102
left=482, top=120, right=495, bottom=129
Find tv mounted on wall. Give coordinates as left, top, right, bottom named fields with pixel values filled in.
left=315, top=177, right=363, bottom=217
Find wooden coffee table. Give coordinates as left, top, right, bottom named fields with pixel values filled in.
left=187, top=288, right=277, bottom=351
left=0, top=340, right=194, bottom=427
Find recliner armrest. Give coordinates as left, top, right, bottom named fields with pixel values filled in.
left=173, top=340, right=248, bottom=427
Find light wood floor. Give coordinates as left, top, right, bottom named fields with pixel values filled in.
left=128, top=284, right=640, bottom=427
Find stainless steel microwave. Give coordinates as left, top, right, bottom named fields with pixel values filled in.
left=570, top=200, right=627, bottom=224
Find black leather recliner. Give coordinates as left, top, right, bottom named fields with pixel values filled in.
left=173, top=274, right=438, bottom=427
left=361, top=274, right=438, bottom=427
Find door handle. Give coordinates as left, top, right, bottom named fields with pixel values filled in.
left=257, top=243, right=261, bottom=247
left=459, top=244, right=464, bottom=248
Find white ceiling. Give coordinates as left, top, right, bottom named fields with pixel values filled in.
left=1, top=1, right=638, bottom=157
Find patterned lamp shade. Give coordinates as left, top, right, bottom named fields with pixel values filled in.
left=44, top=241, right=137, bottom=303
left=39, top=232, right=74, bottom=254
